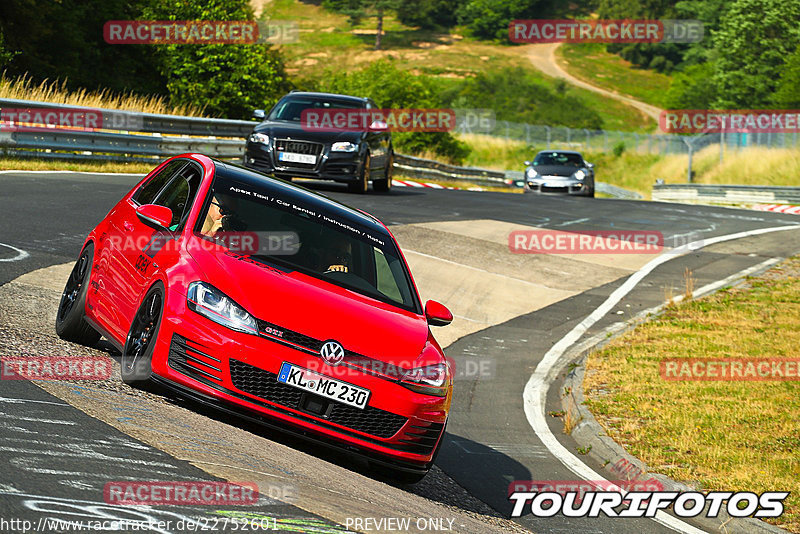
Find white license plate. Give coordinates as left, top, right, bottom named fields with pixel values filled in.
left=277, top=362, right=370, bottom=409
left=278, top=152, right=316, bottom=164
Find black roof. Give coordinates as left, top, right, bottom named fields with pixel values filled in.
left=283, top=91, right=368, bottom=104
left=536, top=150, right=584, bottom=156
left=211, top=160, right=388, bottom=237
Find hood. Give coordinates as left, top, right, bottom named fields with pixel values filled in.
left=185, top=236, right=430, bottom=366
left=254, top=120, right=362, bottom=144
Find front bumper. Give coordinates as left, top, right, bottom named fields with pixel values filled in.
left=150, top=288, right=448, bottom=470
left=244, top=141, right=363, bottom=183
left=524, top=178, right=592, bottom=195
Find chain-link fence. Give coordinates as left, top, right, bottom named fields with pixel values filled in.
left=453, top=116, right=800, bottom=156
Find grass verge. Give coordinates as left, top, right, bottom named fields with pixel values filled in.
left=584, top=258, right=800, bottom=532
left=557, top=43, right=672, bottom=110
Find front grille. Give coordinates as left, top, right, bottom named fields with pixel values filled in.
left=229, top=359, right=407, bottom=439
left=275, top=139, right=323, bottom=156
left=168, top=334, right=223, bottom=383
left=542, top=186, right=569, bottom=193
left=273, top=139, right=322, bottom=170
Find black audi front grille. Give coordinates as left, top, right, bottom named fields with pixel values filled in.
left=275, top=139, right=323, bottom=155
left=229, top=359, right=407, bottom=439
left=168, top=334, right=223, bottom=383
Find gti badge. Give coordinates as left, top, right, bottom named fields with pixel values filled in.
left=320, top=340, right=345, bottom=366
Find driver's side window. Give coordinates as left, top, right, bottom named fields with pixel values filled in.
left=149, top=163, right=202, bottom=231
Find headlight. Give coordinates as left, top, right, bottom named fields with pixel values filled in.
left=248, top=133, right=270, bottom=145
left=187, top=282, right=257, bottom=335
left=400, top=363, right=449, bottom=396
left=331, top=141, right=358, bottom=152
left=526, top=168, right=539, bottom=179
left=573, top=169, right=586, bottom=180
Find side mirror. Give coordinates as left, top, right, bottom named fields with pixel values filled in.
left=253, top=109, right=266, bottom=120
left=369, top=120, right=388, bottom=131
left=136, top=204, right=173, bottom=231
left=425, top=300, right=453, bottom=327
left=586, top=162, right=595, bottom=169
left=524, top=161, right=531, bottom=166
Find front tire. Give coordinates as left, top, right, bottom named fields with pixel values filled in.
left=121, top=283, right=165, bottom=387
left=55, top=244, right=101, bottom=345
left=373, top=151, right=393, bottom=192
left=348, top=152, right=370, bottom=194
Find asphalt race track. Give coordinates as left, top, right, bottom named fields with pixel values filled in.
left=1, top=170, right=799, bottom=534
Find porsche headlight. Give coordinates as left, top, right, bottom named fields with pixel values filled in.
left=573, top=169, right=586, bottom=181
left=526, top=168, right=539, bottom=179
left=187, top=282, right=257, bottom=335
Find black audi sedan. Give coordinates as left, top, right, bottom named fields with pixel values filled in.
left=523, top=150, right=595, bottom=197
left=245, top=91, right=393, bottom=193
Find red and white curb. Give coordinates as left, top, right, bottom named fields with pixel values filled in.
left=393, top=179, right=456, bottom=189
left=752, top=204, right=800, bottom=215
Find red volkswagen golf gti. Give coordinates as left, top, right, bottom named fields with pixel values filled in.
left=56, top=153, right=453, bottom=481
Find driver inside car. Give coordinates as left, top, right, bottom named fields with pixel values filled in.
left=321, top=236, right=352, bottom=273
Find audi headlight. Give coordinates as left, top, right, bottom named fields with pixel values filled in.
left=331, top=141, right=358, bottom=153
left=248, top=133, right=270, bottom=145
left=400, top=363, right=449, bottom=397
left=187, top=282, right=257, bottom=334
left=526, top=168, right=539, bottom=179
left=573, top=169, right=586, bottom=180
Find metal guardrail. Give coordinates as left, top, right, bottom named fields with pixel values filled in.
left=0, top=98, right=254, bottom=137
left=393, top=154, right=510, bottom=187
left=652, top=183, right=800, bottom=205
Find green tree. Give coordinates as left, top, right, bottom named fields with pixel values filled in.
left=0, top=0, right=165, bottom=94
left=322, top=0, right=401, bottom=49
left=772, top=44, right=800, bottom=109
left=142, top=0, right=290, bottom=118
left=664, top=63, right=717, bottom=109
left=711, top=0, right=800, bottom=108
left=395, top=0, right=466, bottom=29
left=457, top=0, right=554, bottom=41
left=321, top=60, right=470, bottom=162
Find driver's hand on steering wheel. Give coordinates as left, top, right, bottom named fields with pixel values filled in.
left=326, top=264, right=348, bottom=273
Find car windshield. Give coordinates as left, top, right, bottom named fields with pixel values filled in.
left=533, top=152, right=584, bottom=167
left=267, top=97, right=363, bottom=122
left=195, top=174, right=418, bottom=311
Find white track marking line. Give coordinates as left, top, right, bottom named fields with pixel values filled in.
left=523, top=224, right=799, bottom=533
left=0, top=397, right=69, bottom=407
left=0, top=242, right=30, bottom=262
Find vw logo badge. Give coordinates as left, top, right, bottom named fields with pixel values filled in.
left=320, top=340, right=345, bottom=366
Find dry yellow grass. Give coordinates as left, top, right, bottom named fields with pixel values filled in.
left=0, top=73, right=205, bottom=116
left=0, top=157, right=153, bottom=174
left=585, top=257, right=800, bottom=532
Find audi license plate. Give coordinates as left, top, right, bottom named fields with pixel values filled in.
left=278, top=152, right=316, bottom=164
left=277, top=362, right=370, bottom=409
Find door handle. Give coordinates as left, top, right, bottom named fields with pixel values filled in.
left=123, top=221, right=135, bottom=232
